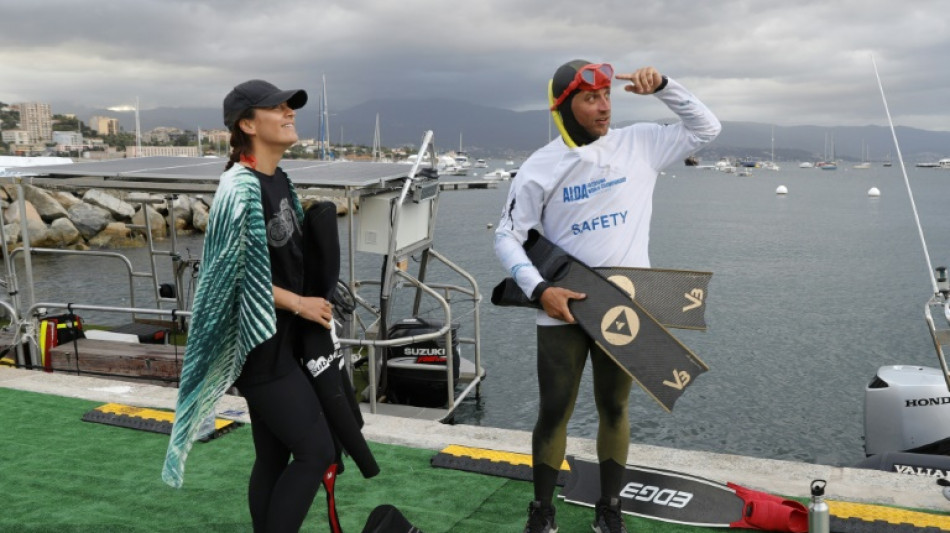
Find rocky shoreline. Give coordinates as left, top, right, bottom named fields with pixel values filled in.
left=1, top=184, right=347, bottom=250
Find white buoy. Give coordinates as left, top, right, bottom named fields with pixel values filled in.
left=776, top=185, right=788, bottom=195
left=868, top=187, right=881, bottom=197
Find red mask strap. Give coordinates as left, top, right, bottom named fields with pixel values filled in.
left=240, top=153, right=257, bottom=170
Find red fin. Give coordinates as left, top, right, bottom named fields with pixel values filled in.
left=728, top=482, right=808, bottom=533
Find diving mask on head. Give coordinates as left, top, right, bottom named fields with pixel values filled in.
left=549, top=60, right=613, bottom=148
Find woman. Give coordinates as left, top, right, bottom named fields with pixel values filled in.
left=163, top=79, right=337, bottom=532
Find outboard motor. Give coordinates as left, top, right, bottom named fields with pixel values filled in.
left=863, top=365, right=950, bottom=457
left=859, top=364, right=950, bottom=488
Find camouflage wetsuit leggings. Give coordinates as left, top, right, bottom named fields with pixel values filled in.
left=532, top=324, right=633, bottom=503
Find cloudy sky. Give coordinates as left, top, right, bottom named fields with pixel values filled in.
left=2, top=0, right=948, bottom=131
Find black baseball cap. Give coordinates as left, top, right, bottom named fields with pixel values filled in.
left=223, top=79, right=308, bottom=128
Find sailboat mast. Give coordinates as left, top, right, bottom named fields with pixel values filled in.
left=373, top=113, right=381, bottom=162
left=770, top=125, right=775, bottom=162
left=134, top=96, right=142, bottom=157
left=322, top=75, right=330, bottom=160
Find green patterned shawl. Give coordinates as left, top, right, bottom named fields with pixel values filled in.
left=162, top=164, right=303, bottom=488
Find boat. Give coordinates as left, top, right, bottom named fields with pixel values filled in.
left=714, top=157, right=736, bottom=173
left=437, top=155, right=466, bottom=176
left=473, top=159, right=487, bottom=168
left=482, top=168, right=511, bottom=180
left=816, top=133, right=837, bottom=170
left=853, top=141, right=871, bottom=169
left=453, top=132, right=471, bottom=169
left=855, top=276, right=950, bottom=479
left=762, top=127, right=780, bottom=170
left=737, top=168, right=753, bottom=177
left=505, top=160, right=515, bottom=166
left=1, top=140, right=486, bottom=423
left=939, top=158, right=950, bottom=169
left=799, top=162, right=814, bottom=168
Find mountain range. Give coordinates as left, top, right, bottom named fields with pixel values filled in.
left=83, top=99, right=950, bottom=163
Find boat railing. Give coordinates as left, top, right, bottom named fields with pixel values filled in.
left=925, top=292, right=950, bottom=392
left=408, top=247, right=482, bottom=368
left=8, top=247, right=141, bottom=312
left=344, top=248, right=484, bottom=418
left=14, top=302, right=191, bottom=369
left=339, top=267, right=459, bottom=415
left=0, top=176, right=193, bottom=327
left=0, top=298, right=22, bottom=365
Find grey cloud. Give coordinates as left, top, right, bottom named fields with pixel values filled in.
left=1, top=0, right=948, bottom=131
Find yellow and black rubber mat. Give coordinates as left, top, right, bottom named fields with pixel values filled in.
left=81, top=403, right=241, bottom=441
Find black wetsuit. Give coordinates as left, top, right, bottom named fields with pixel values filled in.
left=236, top=167, right=335, bottom=533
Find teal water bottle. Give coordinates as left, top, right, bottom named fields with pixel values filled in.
left=808, top=479, right=829, bottom=533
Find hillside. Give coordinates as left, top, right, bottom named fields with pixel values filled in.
left=86, top=100, right=950, bottom=163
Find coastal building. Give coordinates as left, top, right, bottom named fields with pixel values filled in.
left=124, top=145, right=199, bottom=158
left=145, top=126, right=183, bottom=144
left=88, top=115, right=120, bottom=136
left=1, top=130, right=31, bottom=145
left=53, top=131, right=85, bottom=153
left=201, top=129, right=230, bottom=156
left=17, top=102, right=52, bottom=144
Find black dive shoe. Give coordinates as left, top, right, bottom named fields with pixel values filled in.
left=524, top=500, right=558, bottom=533
left=591, top=497, right=627, bottom=533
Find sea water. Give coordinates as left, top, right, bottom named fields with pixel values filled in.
left=433, top=163, right=950, bottom=467
left=13, top=162, right=950, bottom=467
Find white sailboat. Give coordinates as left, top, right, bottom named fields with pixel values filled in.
left=853, top=140, right=871, bottom=169
left=817, top=133, right=837, bottom=170
left=761, top=126, right=781, bottom=171
left=453, top=132, right=471, bottom=169
left=372, top=113, right=383, bottom=162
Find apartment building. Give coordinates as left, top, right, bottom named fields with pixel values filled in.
left=88, top=115, right=120, bottom=136
left=1, top=130, right=31, bottom=145
left=17, top=102, right=53, bottom=144
left=125, top=145, right=199, bottom=157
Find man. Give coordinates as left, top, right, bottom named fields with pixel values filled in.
left=494, top=61, right=720, bottom=533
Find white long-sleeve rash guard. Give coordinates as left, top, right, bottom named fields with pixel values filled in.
left=494, top=78, right=721, bottom=326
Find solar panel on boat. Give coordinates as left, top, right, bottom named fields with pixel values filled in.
left=10, top=156, right=414, bottom=189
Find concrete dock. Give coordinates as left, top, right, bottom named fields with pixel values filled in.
left=2, top=366, right=947, bottom=514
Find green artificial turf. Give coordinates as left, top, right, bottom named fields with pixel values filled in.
left=0, top=386, right=725, bottom=532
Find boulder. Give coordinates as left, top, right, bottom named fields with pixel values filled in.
left=67, top=202, right=112, bottom=240
left=131, top=205, right=167, bottom=239
left=27, top=225, right=59, bottom=247
left=2, top=222, right=19, bottom=246
left=169, top=194, right=193, bottom=227
left=191, top=201, right=209, bottom=232
left=3, top=199, right=43, bottom=226
left=168, top=216, right=192, bottom=234
left=88, top=222, right=139, bottom=248
left=1, top=185, right=16, bottom=201
left=3, top=200, right=49, bottom=244
left=23, top=185, right=69, bottom=222
left=82, top=189, right=135, bottom=220
left=52, top=191, right=82, bottom=210
left=46, top=218, right=82, bottom=246
left=3, top=202, right=48, bottom=246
